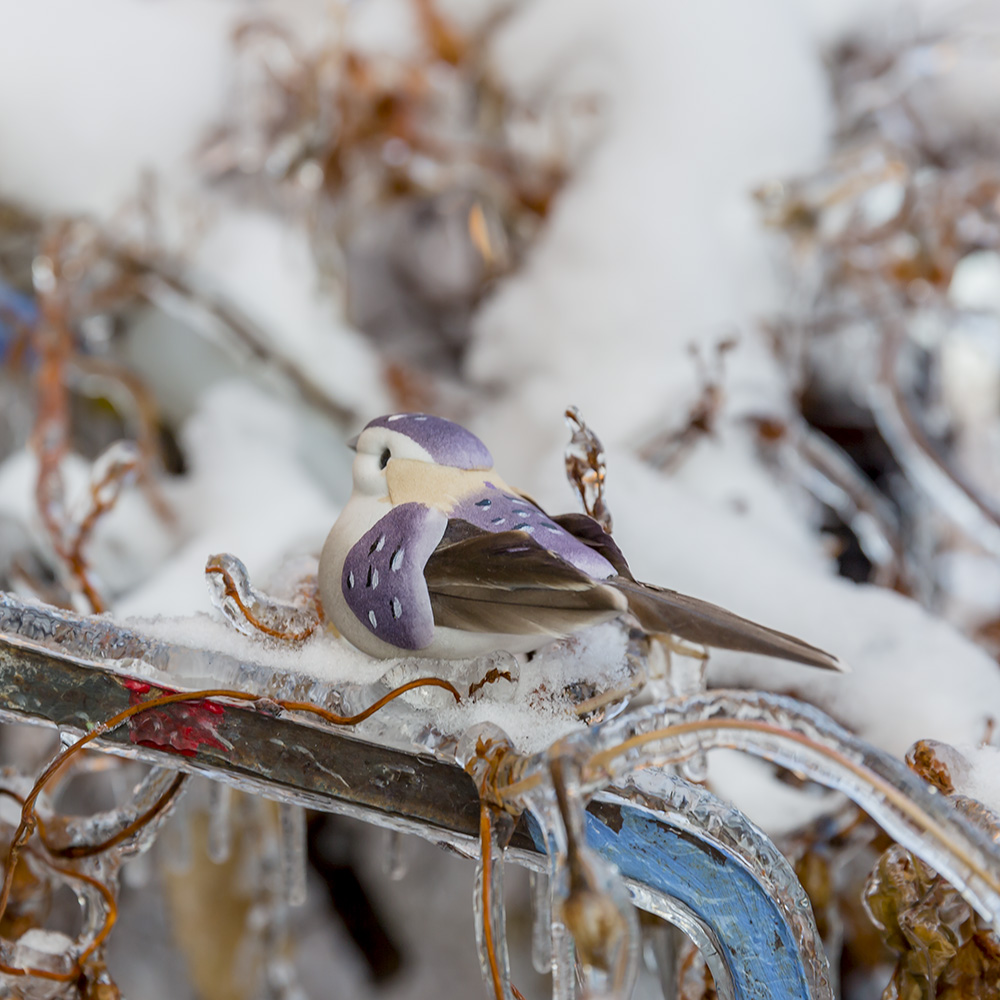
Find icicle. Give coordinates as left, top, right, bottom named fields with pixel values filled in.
left=278, top=802, right=308, bottom=907
left=473, top=807, right=516, bottom=1000
left=383, top=828, right=408, bottom=881
left=530, top=869, right=553, bottom=974
left=550, top=918, right=577, bottom=1000
left=122, top=847, right=152, bottom=889
left=162, top=792, right=192, bottom=874
left=523, top=788, right=576, bottom=999
left=647, top=920, right=679, bottom=1000
left=207, top=780, right=233, bottom=865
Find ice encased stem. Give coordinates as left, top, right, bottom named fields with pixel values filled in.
left=205, top=552, right=318, bottom=641
left=473, top=808, right=516, bottom=1000
left=530, top=869, right=553, bottom=974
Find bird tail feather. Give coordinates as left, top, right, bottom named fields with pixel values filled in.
left=612, top=577, right=845, bottom=672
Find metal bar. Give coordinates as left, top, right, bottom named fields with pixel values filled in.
left=0, top=635, right=486, bottom=845
left=0, top=625, right=824, bottom=999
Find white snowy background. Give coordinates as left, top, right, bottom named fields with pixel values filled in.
left=1, top=1, right=999, bottom=998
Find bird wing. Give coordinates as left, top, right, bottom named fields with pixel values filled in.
left=611, top=576, right=844, bottom=671
left=424, top=520, right=628, bottom=637
left=342, top=502, right=448, bottom=650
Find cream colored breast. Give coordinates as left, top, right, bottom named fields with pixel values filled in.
left=385, top=459, right=514, bottom=512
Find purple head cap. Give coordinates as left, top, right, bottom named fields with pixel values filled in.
left=364, top=413, right=493, bottom=470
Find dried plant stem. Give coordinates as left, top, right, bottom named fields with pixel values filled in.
left=138, top=264, right=355, bottom=425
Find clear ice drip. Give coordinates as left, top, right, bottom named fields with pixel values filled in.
left=473, top=808, right=516, bottom=1000
left=520, top=791, right=576, bottom=1000
left=162, top=789, right=193, bottom=874
left=529, top=869, right=553, bottom=974
left=383, top=829, right=408, bottom=881
left=278, top=802, right=308, bottom=908
left=207, top=780, right=232, bottom=864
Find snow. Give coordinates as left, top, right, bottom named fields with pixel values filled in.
left=115, top=380, right=342, bottom=619
left=954, top=745, right=1000, bottom=818
left=467, top=0, right=830, bottom=488
left=0, top=0, right=240, bottom=216
left=186, top=209, right=390, bottom=420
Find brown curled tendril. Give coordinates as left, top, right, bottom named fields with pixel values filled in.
left=204, top=563, right=318, bottom=642
left=0, top=847, right=120, bottom=982
left=0, top=675, right=461, bottom=981
left=48, top=772, right=187, bottom=861
left=0, top=774, right=186, bottom=861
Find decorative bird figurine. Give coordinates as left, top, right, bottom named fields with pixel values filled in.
left=318, top=413, right=842, bottom=670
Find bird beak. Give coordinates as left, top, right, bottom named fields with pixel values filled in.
left=347, top=434, right=359, bottom=452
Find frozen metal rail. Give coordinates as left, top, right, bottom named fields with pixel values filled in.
left=0, top=600, right=831, bottom=1000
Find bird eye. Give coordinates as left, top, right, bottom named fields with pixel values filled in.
left=379, top=448, right=391, bottom=470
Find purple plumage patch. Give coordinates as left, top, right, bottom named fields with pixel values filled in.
left=364, top=413, right=493, bottom=470
left=451, top=485, right=616, bottom=580
left=342, top=502, right=447, bottom=649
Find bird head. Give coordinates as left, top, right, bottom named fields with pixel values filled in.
left=349, top=413, right=495, bottom=502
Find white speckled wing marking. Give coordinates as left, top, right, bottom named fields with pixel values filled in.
left=341, top=502, right=447, bottom=650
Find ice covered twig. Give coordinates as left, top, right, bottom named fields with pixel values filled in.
left=872, top=312, right=1000, bottom=559
left=63, top=441, right=142, bottom=613
left=863, top=739, right=1000, bottom=996
left=497, top=691, right=1000, bottom=930
left=564, top=405, right=613, bottom=532
left=205, top=552, right=321, bottom=642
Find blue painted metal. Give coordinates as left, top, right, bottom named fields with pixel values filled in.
left=529, top=788, right=826, bottom=1000
left=588, top=803, right=814, bottom=999
left=0, top=281, right=38, bottom=358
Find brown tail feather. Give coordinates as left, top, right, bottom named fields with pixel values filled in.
left=612, top=577, right=844, bottom=671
